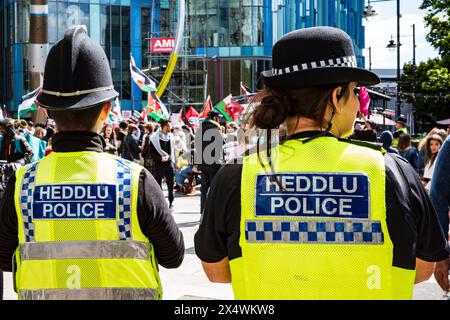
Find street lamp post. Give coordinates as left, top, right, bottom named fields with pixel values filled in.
left=364, top=0, right=401, bottom=116
left=396, top=0, right=401, bottom=118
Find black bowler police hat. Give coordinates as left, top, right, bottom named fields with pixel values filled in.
left=262, top=27, right=380, bottom=89
left=36, top=25, right=119, bottom=110
left=396, top=115, right=407, bottom=125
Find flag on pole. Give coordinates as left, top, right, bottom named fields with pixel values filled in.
left=18, top=86, right=41, bottom=119
left=130, top=54, right=156, bottom=93
left=214, top=94, right=233, bottom=122
left=147, top=92, right=169, bottom=122
left=199, top=95, right=213, bottom=119
left=108, top=97, right=123, bottom=124
left=240, top=81, right=253, bottom=96
left=359, top=87, right=371, bottom=117
left=226, top=99, right=245, bottom=122
left=185, top=107, right=200, bottom=129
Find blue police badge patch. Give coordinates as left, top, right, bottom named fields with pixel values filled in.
left=33, top=184, right=117, bottom=219
left=255, top=173, right=370, bottom=219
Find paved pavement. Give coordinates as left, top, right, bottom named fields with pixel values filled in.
left=1, top=187, right=446, bottom=300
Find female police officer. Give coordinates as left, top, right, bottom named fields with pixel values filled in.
left=194, top=27, right=449, bottom=299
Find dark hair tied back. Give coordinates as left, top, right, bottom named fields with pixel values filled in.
left=250, top=88, right=292, bottom=129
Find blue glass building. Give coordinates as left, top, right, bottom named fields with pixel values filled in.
left=1, top=0, right=366, bottom=115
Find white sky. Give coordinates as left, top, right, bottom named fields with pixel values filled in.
left=363, top=0, right=439, bottom=69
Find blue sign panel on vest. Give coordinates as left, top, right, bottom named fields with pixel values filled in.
left=33, top=184, right=117, bottom=220
left=255, top=173, right=370, bottom=219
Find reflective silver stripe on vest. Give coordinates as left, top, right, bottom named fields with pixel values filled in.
left=20, top=241, right=150, bottom=260
left=245, top=220, right=384, bottom=244
left=20, top=288, right=158, bottom=300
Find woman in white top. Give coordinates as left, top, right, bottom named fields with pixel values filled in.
left=423, top=134, right=444, bottom=192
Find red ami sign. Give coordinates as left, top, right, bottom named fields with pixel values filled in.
left=150, top=38, right=175, bottom=54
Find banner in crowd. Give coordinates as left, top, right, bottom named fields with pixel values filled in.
left=18, top=86, right=41, bottom=119
left=147, top=92, right=169, bottom=122
left=108, top=97, right=123, bottom=124
left=359, top=86, right=370, bottom=117
left=199, top=95, right=212, bottom=119
left=214, top=95, right=233, bottom=122
left=130, top=54, right=156, bottom=93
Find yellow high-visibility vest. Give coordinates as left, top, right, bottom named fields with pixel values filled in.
left=14, top=151, right=162, bottom=300
left=230, top=136, right=415, bottom=299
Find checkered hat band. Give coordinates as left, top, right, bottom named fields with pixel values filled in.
left=272, top=55, right=357, bottom=76
left=245, top=219, right=384, bottom=244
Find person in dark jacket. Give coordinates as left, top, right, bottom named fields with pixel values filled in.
left=150, top=120, right=176, bottom=209
left=121, top=123, right=141, bottom=161
left=379, top=130, right=399, bottom=154
left=397, top=133, right=419, bottom=170
left=195, top=110, right=224, bottom=214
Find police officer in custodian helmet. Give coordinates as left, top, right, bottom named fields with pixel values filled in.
left=194, top=27, right=449, bottom=299
left=0, top=26, right=184, bottom=300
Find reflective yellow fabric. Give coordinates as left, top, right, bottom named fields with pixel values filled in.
left=232, top=137, right=415, bottom=300
left=392, top=127, right=408, bottom=148
left=14, top=152, right=162, bottom=300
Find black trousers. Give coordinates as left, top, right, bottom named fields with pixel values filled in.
left=200, top=165, right=221, bottom=214
left=154, top=164, right=175, bottom=204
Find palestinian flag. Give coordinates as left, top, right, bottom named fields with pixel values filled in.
left=214, top=95, right=233, bottom=122
left=130, top=54, right=156, bottom=93
left=147, top=92, right=169, bottom=122
left=18, top=86, right=41, bottom=118
left=199, top=95, right=213, bottom=119
left=108, top=97, right=123, bottom=124
left=240, top=81, right=253, bottom=96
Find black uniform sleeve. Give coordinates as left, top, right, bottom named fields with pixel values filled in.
left=137, top=168, right=185, bottom=268
left=0, top=175, right=18, bottom=272
left=194, top=164, right=242, bottom=263
left=385, top=153, right=449, bottom=269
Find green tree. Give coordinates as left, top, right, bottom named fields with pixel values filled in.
left=420, top=0, right=450, bottom=59
left=399, top=0, right=450, bottom=121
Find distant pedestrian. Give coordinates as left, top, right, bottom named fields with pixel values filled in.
left=379, top=130, right=398, bottom=154
left=121, top=123, right=141, bottom=162
left=100, top=124, right=118, bottom=155
left=150, top=120, right=176, bottom=209
left=397, top=133, right=418, bottom=170
left=423, top=134, right=444, bottom=192
left=392, top=115, right=408, bottom=148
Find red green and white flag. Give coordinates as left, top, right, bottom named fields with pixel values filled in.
left=18, top=86, right=41, bottom=119
left=214, top=94, right=233, bottom=122
left=130, top=54, right=156, bottom=92
left=108, top=97, right=123, bottom=124
left=147, top=92, right=169, bottom=122
left=199, top=95, right=213, bottom=119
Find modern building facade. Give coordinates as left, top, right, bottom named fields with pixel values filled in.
left=1, top=0, right=366, bottom=115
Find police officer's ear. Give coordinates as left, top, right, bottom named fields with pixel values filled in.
left=98, top=102, right=112, bottom=122
left=331, top=85, right=348, bottom=114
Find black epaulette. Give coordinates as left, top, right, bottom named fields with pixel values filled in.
left=338, top=138, right=385, bottom=153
